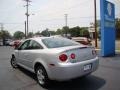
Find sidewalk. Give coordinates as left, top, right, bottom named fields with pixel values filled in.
left=91, top=40, right=120, bottom=51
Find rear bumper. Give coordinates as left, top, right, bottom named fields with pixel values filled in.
left=47, top=57, right=99, bottom=81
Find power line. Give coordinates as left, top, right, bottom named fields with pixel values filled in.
left=29, top=16, right=99, bottom=22
left=30, top=14, right=120, bottom=22
left=32, top=0, right=119, bottom=19
left=7, top=24, right=24, bottom=31
left=0, top=21, right=24, bottom=24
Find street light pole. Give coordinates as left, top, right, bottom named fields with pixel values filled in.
left=65, top=14, right=68, bottom=37
left=94, top=0, right=98, bottom=47
left=65, top=14, right=68, bottom=27
left=26, top=1, right=29, bottom=36
left=24, top=0, right=31, bottom=37
left=25, top=21, right=27, bottom=38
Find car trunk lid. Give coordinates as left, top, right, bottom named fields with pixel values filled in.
left=60, top=45, right=96, bottom=63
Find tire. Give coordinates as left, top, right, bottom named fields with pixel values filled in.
left=10, top=56, right=18, bottom=68
left=36, top=66, right=50, bottom=87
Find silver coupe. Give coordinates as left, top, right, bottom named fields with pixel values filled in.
left=11, top=37, right=99, bottom=87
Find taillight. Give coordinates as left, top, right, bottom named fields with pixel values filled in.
left=71, top=53, right=75, bottom=59
left=92, top=50, right=97, bottom=55
left=59, top=54, right=68, bottom=62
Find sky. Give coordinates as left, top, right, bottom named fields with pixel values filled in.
left=0, top=0, right=120, bottom=35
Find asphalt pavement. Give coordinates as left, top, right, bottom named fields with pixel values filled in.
left=0, top=46, right=120, bottom=90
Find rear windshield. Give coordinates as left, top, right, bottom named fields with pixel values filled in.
left=42, top=37, right=80, bottom=48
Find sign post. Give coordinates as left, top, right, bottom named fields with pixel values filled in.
left=100, top=0, right=116, bottom=56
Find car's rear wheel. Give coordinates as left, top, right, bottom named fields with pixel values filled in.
left=36, top=66, right=50, bottom=87
left=11, top=56, right=18, bottom=68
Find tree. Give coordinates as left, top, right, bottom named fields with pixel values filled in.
left=56, top=29, right=62, bottom=35
left=82, top=30, right=89, bottom=37
left=13, top=31, right=25, bottom=39
left=41, top=28, right=50, bottom=37
left=62, top=26, right=69, bottom=36
left=0, top=32, right=2, bottom=39
left=49, top=31, right=56, bottom=36
left=115, top=18, right=120, bottom=38
left=27, top=32, right=34, bottom=38
left=0, top=30, right=12, bottom=45
left=55, top=26, right=90, bottom=37
left=0, top=30, right=12, bottom=39
left=35, top=31, right=41, bottom=36
left=80, top=27, right=89, bottom=37
left=34, top=31, right=42, bottom=37
left=70, top=26, right=81, bottom=37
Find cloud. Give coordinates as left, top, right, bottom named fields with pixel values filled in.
left=0, top=0, right=119, bottom=34
left=29, top=0, right=95, bottom=32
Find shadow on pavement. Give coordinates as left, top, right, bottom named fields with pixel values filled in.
left=18, top=66, right=106, bottom=90
left=48, top=75, right=106, bottom=90
left=18, top=66, right=37, bottom=81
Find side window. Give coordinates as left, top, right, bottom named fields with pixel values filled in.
left=29, top=40, right=43, bottom=49
left=19, top=40, right=30, bottom=50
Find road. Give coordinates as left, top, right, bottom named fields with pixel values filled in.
left=0, top=46, right=120, bottom=90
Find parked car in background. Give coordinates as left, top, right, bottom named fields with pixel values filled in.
left=72, top=37, right=92, bottom=45
left=0, top=39, right=3, bottom=46
left=9, top=41, right=14, bottom=46
left=11, top=37, right=99, bottom=87
left=5, top=39, right=13, bottom=46
left=10, top=40, right=24, bottom=49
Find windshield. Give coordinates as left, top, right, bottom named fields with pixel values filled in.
left=42, top=37, right=80, bottom=48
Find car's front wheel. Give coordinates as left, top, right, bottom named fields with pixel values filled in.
left=36, top=66, right=50, bottom=87
left=10, top=56, right=18, bottom=68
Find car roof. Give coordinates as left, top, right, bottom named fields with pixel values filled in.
left=29, top=37, right=52, bottom=41
left=20, top=37, right=51, bottom=48
left=28, top=36, right=66, bottom=41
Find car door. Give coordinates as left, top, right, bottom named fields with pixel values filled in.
left=17, top=40, right=31, bottom=66
left=24, top=40, right=44, bottom=69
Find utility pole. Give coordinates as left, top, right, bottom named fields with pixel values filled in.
left=23, top=0, right=31, bottom=37
left=0, top=23, right=5, bottom=45
left=65, top=14, right=68, bottom=27
left=25, top=21, right=27, bottom=38
left=65, top=14, right=68, bottom=37
left=94, top=0, right=98, bottom=47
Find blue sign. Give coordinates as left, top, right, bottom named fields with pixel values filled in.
left=100, top=0, right=115, bottom=56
